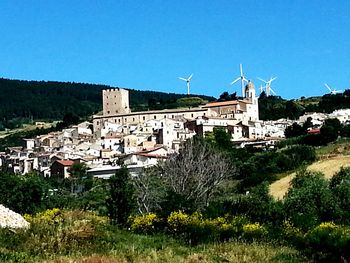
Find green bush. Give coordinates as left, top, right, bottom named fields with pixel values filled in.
left=303, top=222, right=350, bottom=262
left=283, top=170, right=338, bottom=230
left=242, top=223, right=268, bottom=241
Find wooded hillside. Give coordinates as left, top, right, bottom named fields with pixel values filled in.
left=0, top=78, right=215, bottom=129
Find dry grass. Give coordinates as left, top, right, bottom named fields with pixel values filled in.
left=50, top=242, right=307, bottom=263
left=270, top=155, right=350, bottom=200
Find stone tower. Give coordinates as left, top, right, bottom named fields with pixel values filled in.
left=245, top=81, right=259, bottom=121
left=102, top=88, right=130, bottom=116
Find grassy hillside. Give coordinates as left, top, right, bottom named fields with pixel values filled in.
left=270, top=139, right=350, bottom=199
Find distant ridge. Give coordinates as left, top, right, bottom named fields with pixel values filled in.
left=0, top=78, right=215, bottom=129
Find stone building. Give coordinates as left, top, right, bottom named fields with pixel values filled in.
left=103, top=88, right=130, bottom=116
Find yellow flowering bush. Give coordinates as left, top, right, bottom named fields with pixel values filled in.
left=282, top=220, right=304, bottom=245
left=304, top=222, right=350, bottom=261
left=129, top=213, right=159, bottom=234
left=167, top=211, right=190, bottom=234
left=242, top=223, right=267, bottom=240
left=24, top=208, right=62, bottom=224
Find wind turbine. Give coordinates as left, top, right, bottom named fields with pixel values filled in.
left=257, top=77, right=277, bottom=96
left=230, top=64, right=248, bottom=97
left=178, top=73, right=193, bottom=95
left=259, top=84, right=265, bottom=94
left=324, top=83, right=343, bottom=95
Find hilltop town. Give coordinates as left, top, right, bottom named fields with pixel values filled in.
left=1, top=81, right=350, bottom=179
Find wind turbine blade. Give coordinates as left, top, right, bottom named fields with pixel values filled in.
left=257, top=77, right=267, bottom=83
left=270, top=87, right=276, bottom=95
left=230, top=77, right=241, bottom=85
left=325, top=83, right=332, bottom=92
left=240, top=64, right=243, bottom=76
left=178, top=77, right=187, bottom=81
left=188, top=73, right=193, bottom=80
left=270, top=77, right=277, bottom=82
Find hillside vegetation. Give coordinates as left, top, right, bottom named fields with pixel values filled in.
left=270, top=139, right=350, bottom=199
left=258, top=90, right=350, bottom=120
left=0, top=78, right=215, bottom=130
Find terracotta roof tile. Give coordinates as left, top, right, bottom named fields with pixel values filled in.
left=202, top=100, right=238, bottom=107
left=56, top=160, right=74, bottom=166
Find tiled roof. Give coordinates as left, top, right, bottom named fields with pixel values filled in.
left=202, top=100, right=238, bottom=107
left=56, top=160, right=74, bottom=166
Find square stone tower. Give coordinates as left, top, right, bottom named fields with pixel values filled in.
left=103, top=88, right=130, bottom=116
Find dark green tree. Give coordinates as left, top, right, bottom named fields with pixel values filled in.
left=320, top=118, right=342, bottom=143
left=106, top=166, right=136, bottom=226
left=284, top=123, right=305, bottom=138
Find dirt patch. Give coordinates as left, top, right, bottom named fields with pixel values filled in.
left=270, top=156, right=350, bottom=200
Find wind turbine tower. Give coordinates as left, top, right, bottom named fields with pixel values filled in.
left=178, top=74, right=193, bottom=95
left=230, top=64, right=248, bottom=98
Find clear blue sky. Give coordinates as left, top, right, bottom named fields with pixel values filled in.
left=1, top=0, right=349, bottom=99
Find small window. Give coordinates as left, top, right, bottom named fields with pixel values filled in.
left=143, top=116, right=145, bottom=120
left=154, top=115, right=156, bottom=119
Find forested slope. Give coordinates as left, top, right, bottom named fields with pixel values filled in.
left=0, top=78, right=215, bottom=129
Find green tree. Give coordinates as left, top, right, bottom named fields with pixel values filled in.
left=106, top=166, right=136, bottom=226
left=330, top=167, right=350, bottom=223
left=284, top=123, right=305, bottom=138
left=320, top=118, right=342, bottom=143
left=283, top=170, right=337, bottom=230
left=68, top=163, right=92, bottom=193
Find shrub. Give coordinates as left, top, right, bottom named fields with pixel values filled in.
left=128, top=213, right=160, bottom=234
left=242, top=223, right=268, bottom=241
left=282, top=220, right=305, bottom=247
left=24, top=208, right=62, bottom=224
left=283, top=170, right=338, bottom=230
left=167, top=211, right=245, bottom=244
left=303, top=222, right=350, bottom=262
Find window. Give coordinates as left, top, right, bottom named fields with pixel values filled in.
left=143, top=116, right=145, bottom=120
left=154, top=115, right=156, bottom=119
